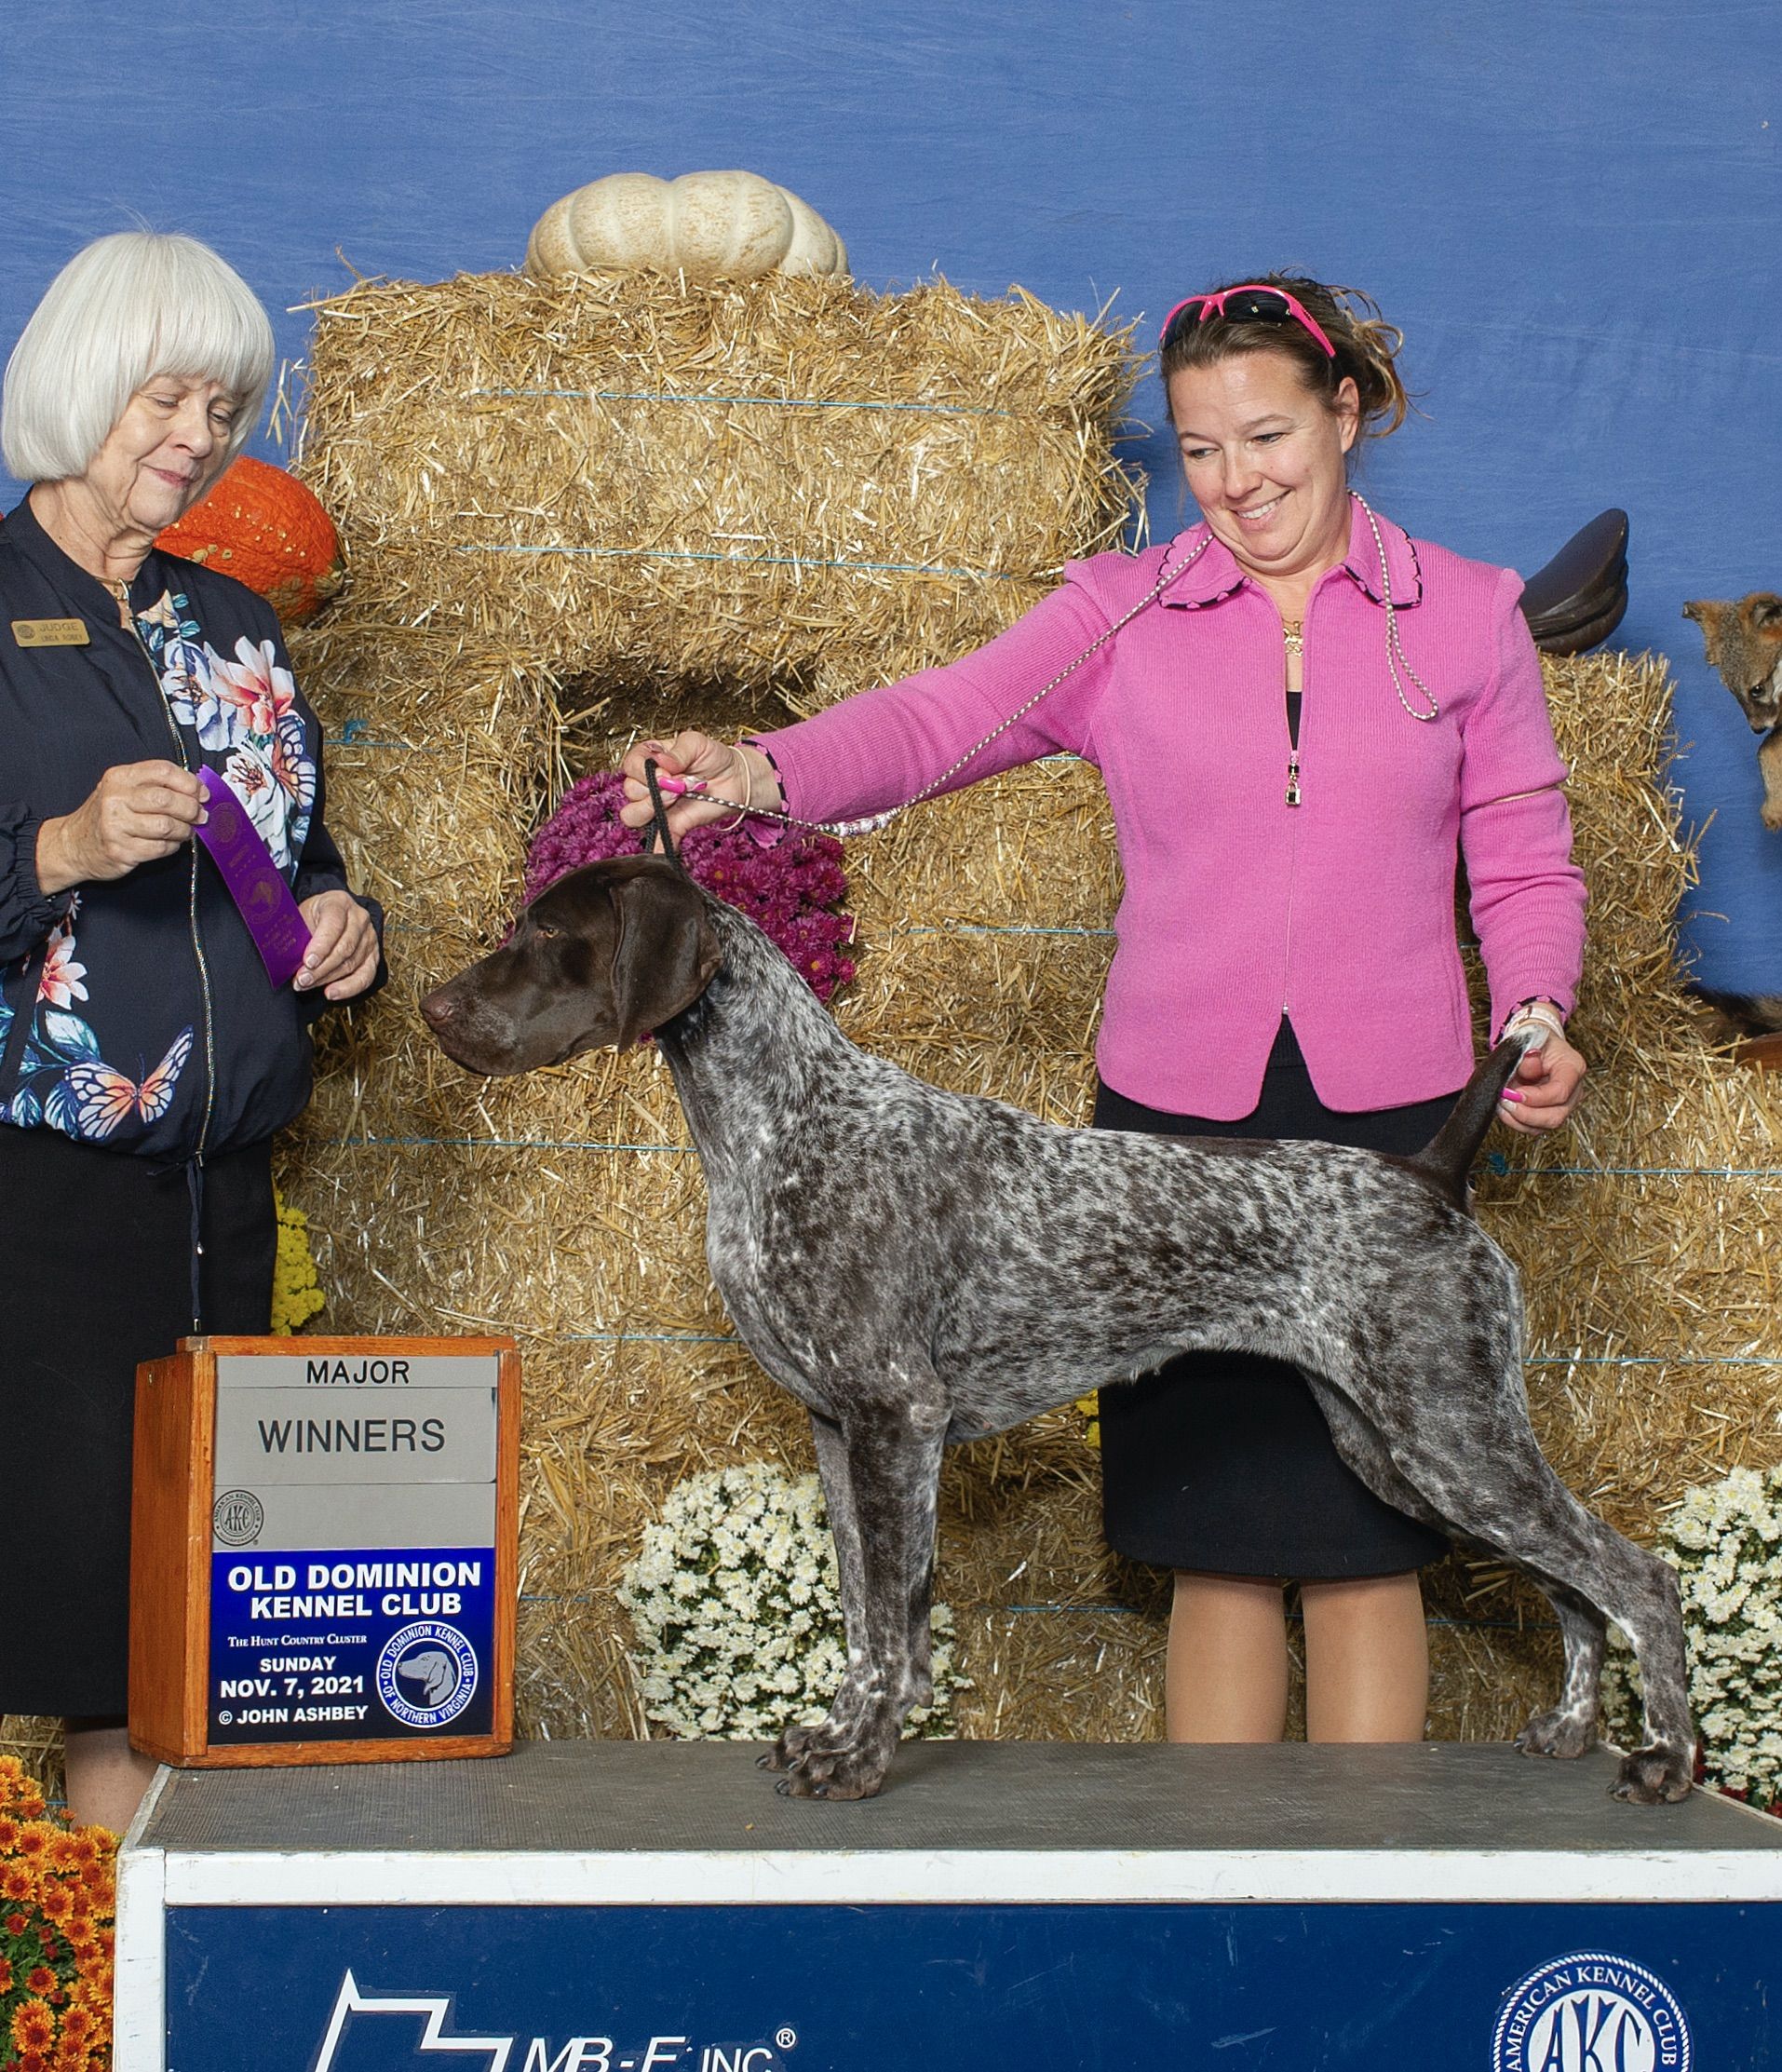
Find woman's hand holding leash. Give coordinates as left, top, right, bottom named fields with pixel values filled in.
left=619, top=734, right=779, bottom=836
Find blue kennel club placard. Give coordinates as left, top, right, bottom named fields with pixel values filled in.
left=207, top=1546, right=496, bottom=1743
left=206, top=1349, right=501, bottom=1745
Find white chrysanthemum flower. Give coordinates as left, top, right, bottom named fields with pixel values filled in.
left=1601, top=1461, right=1782, bottom=1809
left=617, top=1461, right=968, bottom=1744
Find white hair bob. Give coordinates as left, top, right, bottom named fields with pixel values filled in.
left=2, top=231, right=275, bottom=484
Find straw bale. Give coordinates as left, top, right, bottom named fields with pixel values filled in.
left=0, top=1715, right=62, bottom=1801
left=296, top=270, right=1142, bottom=714
left=285, top=624, right=556, bottom=942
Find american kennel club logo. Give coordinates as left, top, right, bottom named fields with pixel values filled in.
left=1493, top=1951, right=1691, bottom=2072
left=312, top=1972, right=795, bottom=2072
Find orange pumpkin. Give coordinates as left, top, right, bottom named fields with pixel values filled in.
left=156, top=456, right=344, bottom=623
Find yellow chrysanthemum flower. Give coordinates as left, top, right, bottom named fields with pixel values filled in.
left=270, top=1186, right=326, bottom=1335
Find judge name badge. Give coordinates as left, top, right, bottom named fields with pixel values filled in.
left=11, top=618, right=90, bottom=647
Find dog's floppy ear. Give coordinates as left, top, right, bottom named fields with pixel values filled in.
left=607, top=863, right=722, bottom=1048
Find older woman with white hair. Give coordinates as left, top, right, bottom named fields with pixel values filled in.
left=0, top=231, right=381, bottom=1828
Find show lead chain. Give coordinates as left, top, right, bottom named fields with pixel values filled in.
left=647, top=492, right=1434, bottom=840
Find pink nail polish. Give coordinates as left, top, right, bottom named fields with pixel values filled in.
left=1501, top=1088, right=1525, bottom=1103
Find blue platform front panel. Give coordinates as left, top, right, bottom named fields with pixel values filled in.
left=163, top=1901, right=1770, bottom=2070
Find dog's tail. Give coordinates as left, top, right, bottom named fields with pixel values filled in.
left=1406, top=1031, right=1538, bottom=1210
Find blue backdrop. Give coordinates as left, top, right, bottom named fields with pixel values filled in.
left=5, top=1, right=1778, bottom=983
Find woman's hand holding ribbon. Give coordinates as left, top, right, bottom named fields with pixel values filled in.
left=35, top=759, right=208, bottom=892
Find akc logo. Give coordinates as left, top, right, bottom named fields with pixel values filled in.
left=211, top=1488, right=263, bottom=1547
left=376, top=1619, right=479, bottom=1728
left=1493, top=1950, right=1691, bottom=2072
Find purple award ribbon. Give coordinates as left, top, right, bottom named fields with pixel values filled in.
left=194, top=765, right=311, bottom=989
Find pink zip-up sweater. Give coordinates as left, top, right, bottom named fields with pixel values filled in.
left=754, top=495, right=1586, bottom=1119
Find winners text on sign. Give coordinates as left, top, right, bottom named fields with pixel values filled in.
left=130, top=1337, right=519, bottom=1767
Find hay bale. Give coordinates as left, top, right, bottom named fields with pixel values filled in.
left=296, top=271, right=1142, bottom=715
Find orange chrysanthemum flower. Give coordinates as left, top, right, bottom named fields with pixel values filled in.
left=11, top=1996, right=56, bottom=2051
left=0, top=1816, right=21, bottom=1850
left=0, top=1759, right=47, bottom=1821
left=14, top=1823, right=51, bottom=1862
left=3, top=1863, right=36, bottom=1902
left=38, top=1885, right=74, bottom=1925
left=25, top=1965, right=56, bottom=1996
left=6, top=1906, right=29, bottom=1934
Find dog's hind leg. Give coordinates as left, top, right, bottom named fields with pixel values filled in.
left=1303, top=1369, right=1608, bottom=1755
left=1304, top=1371, right=1610, bottom=1756
left=773, top=1381, right=951, bottom=1802
left=1512, top=1584, right=1608, bottom=1760
left=1350, top=1347, right=1694, bottom=1804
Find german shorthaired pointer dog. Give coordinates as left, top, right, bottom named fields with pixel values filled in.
left=423, top=855, right=1694, bottom=1806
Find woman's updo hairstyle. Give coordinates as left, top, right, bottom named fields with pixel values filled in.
left=1160, top=273, right=1409, bottom=444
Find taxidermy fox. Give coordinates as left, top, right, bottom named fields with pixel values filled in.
left=1684, top=593, right=1782, bottom=831
left=1681, top=594, right=1782, bottom=1037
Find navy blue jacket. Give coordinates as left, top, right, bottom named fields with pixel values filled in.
left=0, top=494, right=382, bottom=1161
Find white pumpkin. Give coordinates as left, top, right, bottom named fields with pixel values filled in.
left=525, top=170, right=848, bottom=283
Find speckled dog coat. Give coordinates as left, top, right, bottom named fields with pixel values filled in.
left=423, top=856, right=1694, bottom=1806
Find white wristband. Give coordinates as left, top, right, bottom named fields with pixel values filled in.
left=1505, top=1000, right=1567, bottom=1051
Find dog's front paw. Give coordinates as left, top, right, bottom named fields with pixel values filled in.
left=1612, top=1741, right=1694, bottom=1805
left=773, top=1737, right=892, bottom=1802
left=767, top=1704, right=899, bottom=1801
left=1515, top=1707, right=1596, bottom=1760
left=759, top=1721, right=822, bottom=1773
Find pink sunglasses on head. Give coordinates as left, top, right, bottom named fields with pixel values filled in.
left=1158, top=283, right=1337, bottom=359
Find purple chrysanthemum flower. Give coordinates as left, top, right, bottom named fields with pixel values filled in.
left=523, top=770, right=856, bottom=1005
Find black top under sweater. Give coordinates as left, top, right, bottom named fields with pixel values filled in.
left=1094, top=1016, right=1458, bottom=1578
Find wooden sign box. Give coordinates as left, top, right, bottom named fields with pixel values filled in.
left=130, top=1336, right=519, bottom=1767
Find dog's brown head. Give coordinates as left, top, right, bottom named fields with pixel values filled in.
left=1683, top=594, right=1782, bottom=733
left=420, top=855, right=722, bottom=1076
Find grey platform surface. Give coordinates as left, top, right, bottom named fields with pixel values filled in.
left=137, top=1739, right=1782, bottom=1858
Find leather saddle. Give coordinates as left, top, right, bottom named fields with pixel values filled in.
left=1518, top=508, right=1628, bottom=656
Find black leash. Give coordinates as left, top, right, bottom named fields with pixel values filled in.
left=641, top=757, right=683, bottom=870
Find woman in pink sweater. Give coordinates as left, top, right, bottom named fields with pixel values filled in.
left=622, top=274, right=1587, bottom=1745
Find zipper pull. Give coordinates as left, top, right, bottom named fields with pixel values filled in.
left=1285, top=751, right=1302, bottom=808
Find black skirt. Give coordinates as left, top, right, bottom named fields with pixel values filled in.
left=0, top=1127, right=275, bottom=1717
left=1096, top=1020, right=1458, bottom=1579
